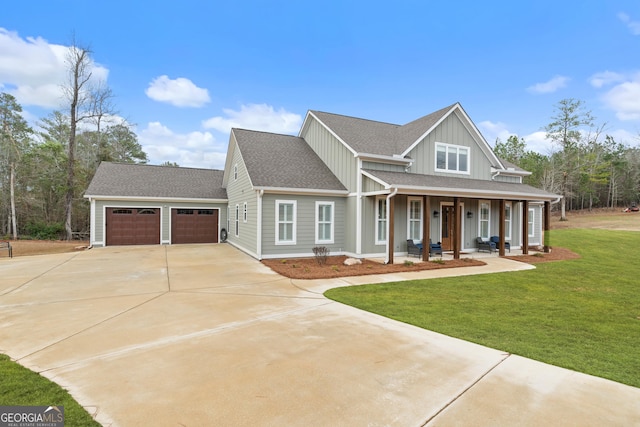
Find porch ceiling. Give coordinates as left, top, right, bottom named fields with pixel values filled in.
left=362, top=169, right=560, bottom=202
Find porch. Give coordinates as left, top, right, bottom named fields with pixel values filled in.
left=372, top=247, right=540, bottom=265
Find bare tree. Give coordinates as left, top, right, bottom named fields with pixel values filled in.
left=61, top=39, right=113, bottom=240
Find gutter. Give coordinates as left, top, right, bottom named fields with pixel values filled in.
left=384, top=188, right=398, bottom=264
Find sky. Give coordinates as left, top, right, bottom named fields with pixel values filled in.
left=2, top=0, right=640, bottom=170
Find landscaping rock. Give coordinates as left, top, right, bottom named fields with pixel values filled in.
left=344, top=257, right=362, bottom=266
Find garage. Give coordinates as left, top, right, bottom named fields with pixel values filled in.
left=171, top=208, right=219, bottom=244
left=106, top=208, right=161, bottom=246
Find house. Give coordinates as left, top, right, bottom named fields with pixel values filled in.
left=85, top=102, right=560, bottom=261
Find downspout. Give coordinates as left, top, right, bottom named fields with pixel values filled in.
left=356, top=158, right=363, bottom=255
left=384, top=187, right=398, bottom=264
left=257, top=189, right=264, bottom=259
left=88, top=197, right=95, bottom=249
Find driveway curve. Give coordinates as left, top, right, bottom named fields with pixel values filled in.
left=1, top=244, right=638, bottom=426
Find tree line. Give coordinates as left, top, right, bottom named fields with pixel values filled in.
left=0, top=42, right=147, bottom=240
left=494, top=98, right=640, bottom=219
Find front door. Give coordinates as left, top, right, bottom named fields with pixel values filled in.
left=441, top=205, right=455, bottom=251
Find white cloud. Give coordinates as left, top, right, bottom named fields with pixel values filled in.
left=618, top=12, right=640, bottom=35
left=522, top=131, right=554, bottom=155
left=145, top=75, right=210, bottom=108
left=0, top=28, right=109, bottom=108
left=526, top=75, right=570, bottom=94
left=589, top=71, right=625, bottom=88
left=202, top=103, right=302, bottom=134
left=602, top=80, right=640, bottom=120
left=478, top=120, right=512, bottom=146
left=138, top=122, right=227, bottom=169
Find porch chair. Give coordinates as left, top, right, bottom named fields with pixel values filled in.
left=406, top=239, right=423, bottom=257
left=429, top=239, right=443, bottom=257
left=490, top=236, right=510, bottom=252
left=476, top=237, right=496, bottom=253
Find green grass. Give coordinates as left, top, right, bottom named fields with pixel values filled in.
left=0, top=354, right=101, bottom=426
left=325, top=229, right=640, bottom=388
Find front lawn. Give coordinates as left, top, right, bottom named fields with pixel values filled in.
left=0, top=354, right=101, bottom=426
left=325, top=228, right=640, bottom=388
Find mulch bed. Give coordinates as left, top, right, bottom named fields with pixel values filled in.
left=505, top=247, right=581, bottom=264
left=262, top=256, right=485, bottom=280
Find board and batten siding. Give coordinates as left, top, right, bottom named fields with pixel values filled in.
left=225, top=136, right=258, bottom=255
left=300, top=117, right=358, bottom=192
left=261, top=194, right=345, bottom=258
left=92, top=199, right=226, bottom=246
left=494, top=174, right=522, bottom=183
left=362, top=161, right=405, bottom=172
left=406, top=112, right=494, bottom=180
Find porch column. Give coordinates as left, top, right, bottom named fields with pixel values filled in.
left=498, top=199, right=506, bottom=256
left=388, top=195, right=395, bottom=264
left=453, top=197, right=460, bottom=260
left=522, top=200, right=529, bottom=255
left=422, top=195, right=430, bottom=261
left=544, top=201, right=551, bottom=253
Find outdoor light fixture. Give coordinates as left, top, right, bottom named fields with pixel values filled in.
left=467, top=211, right=473, bottom=219
left=433, top=210, right=439, bottom=218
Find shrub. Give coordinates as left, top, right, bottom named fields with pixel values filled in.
left=23, top=222, right=65, bottom=240
left=404, top=260, right=414, bottom=266
left=312, top=246, right=330, bottom=265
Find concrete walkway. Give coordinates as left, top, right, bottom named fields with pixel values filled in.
left=0, top=245, right=638, bottom=426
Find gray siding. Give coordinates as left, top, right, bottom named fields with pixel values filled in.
left=92, top=199, right=226, bottom=247
left=362, top=175, right=385, bottom=193
left=344, top=195, right=358, bottom=253
left=494, top=174, right=522, bottom=183
left=261, top=193, right=346, bottom=258
left=301, top=118, right=358, bottom=192
left=406, top=112, right=494, bottom=180
left=225, top=135, right=258, bottom=255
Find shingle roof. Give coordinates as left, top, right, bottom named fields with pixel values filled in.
left=233, top=129, right=347, bottom=192
left=309, top=103, right=456, bottom=156
left=85, top=162, right=227, bottom=199
left=364, top=169, right=559, bottom=201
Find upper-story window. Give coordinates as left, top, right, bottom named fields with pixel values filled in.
left=436, top=143, right=469, bottom=174
left=233, top=164, right=238, bottom=181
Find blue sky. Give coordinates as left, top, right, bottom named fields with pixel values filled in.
left=2, top=1, right=640, bottom=169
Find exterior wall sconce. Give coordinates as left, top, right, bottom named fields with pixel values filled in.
left=433, top=210, right=439, bottom=218
left=466, top=211, right=473, bottom=219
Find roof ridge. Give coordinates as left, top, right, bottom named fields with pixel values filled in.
left=100, top=161, right=223, bottom=172
left=310, top=110, right=401, bottom=127
left=232, top=127, right=300, bottom=138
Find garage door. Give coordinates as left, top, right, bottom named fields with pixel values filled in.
left=171, top=209, right=218, bottom=244
left=106, top=208, right=161, bottom=246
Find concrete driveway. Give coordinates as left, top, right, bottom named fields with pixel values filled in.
left=1, top=244, right=638, bottom=426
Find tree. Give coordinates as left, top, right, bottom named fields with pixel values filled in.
left=61, top=41, right=114, bottom=240
left=160, top=161, right=180, bottom=167
left=544, top=99, right=594, bottom=220
left=0, top=93, right=32, bottom=239
left=494, top=135, right=527, bottom=165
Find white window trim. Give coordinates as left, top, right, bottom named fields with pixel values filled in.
left=243, top=202, right=248, bottom=223
left=235, top=204, right=240, bottom=237
left=233, top=163, right=238, bottom=181
left=276, top=200, right=297, bottom=245
left=315, top=201, right=335, bottom=244
left=435, top=142, right=470, bottom=175
left=528, top=208, right=535, bottom=238
left=505, top=202, right=512, bottom=241
left=375, top=197, right=387, bottom=245
left=407, top=197, right=422, bottom=241
left=479, top=200, right=490, bottom=239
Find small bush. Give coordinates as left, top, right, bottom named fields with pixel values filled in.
left=331, top=265, right=340, bottom=272
left=404, top=260, right=414, bottom=266
left=312, top=246, right=330, bottom=265
left=430, top=259, right=445, bottom=265
left=23, top=222, right=65, bottom=240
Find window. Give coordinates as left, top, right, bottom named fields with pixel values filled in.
left=243, top=202, right=248, bottom=223
left=407, top=198, right=422, bottom=240
left=376, top=197, right=387, bottom=244
left=112, top=209, right=132, bottom=214
left=315, top=202, right=334, bottom=244
left=435, top=143, right=469, bottom=174
left=233, top=164, right=238, bottom=181
left=528, top=208, right=535, bottom=237
left=276, top=200, right=296, bottom=245
left=504, top=203, right=512, bottom=241
left=137, top=209, right=156, bottom=215
left=177, top=209, right=194, bottom=215
left=227, top=206, right=230, bottom=234
left=235, top=204, right=239, bottom=237
left=198, top=209, right=214, bottom=215
left=479, top=201, right=490, bottom=239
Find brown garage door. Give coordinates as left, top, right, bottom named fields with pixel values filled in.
left=106, top=208, right=161, bottom=246
left=171, top=209, right=218, bottom=244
